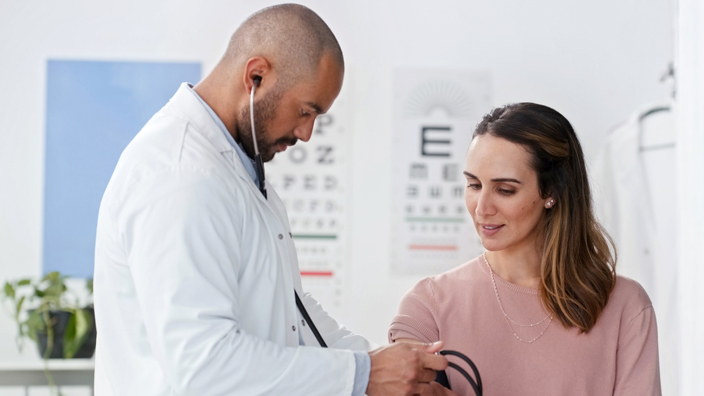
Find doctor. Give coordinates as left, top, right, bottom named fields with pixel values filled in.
left=93, top=4, right=449, bottom=396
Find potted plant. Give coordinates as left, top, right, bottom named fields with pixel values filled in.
left=2, top=272, right=96, bottom=360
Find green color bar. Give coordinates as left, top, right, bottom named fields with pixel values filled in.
left=292, top=234, right=338, bottom=240
left=405, top=217, right=465, bottom=223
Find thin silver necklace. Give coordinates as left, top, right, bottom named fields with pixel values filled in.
left=483, top=252, right=553, bottom=343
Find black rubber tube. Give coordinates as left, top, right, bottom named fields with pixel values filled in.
left=295, top=290, right=327, bottom=348
left=440, top=350, right=482, bottom=396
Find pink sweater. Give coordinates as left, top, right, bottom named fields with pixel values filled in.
left=389, top=256, right=661, bottom=396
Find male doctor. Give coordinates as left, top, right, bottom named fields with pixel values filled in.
left=94, top=4, right=451, bottom=396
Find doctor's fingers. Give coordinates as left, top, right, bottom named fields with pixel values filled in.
left=420, top=350, right=449, bottom=372
left=413, top=367, right=442, bottom=383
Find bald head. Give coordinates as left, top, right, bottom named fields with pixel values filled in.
left=223, top=4, right=344, bottom=90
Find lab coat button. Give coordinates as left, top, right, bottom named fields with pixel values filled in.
left=292, top=325, right=296, bottom=331
left=278, top=234, right=283, bottom=240
left=289, top=232, right=293, bottom=238
left=301, top=319, right=306, bottom=327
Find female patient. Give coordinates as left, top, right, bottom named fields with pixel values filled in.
left=389, top=103, right=661, bottom=396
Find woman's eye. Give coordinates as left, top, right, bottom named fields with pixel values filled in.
left=467, top=184, right=481, bottom=190
left=498, top=189, right=515, bottom=196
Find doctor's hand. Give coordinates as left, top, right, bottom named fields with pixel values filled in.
left=366, top=341, right=449, bottom=396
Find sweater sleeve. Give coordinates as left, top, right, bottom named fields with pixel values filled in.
left=388, top=278, right=440, bottom=344
left=613, top=306, right=662, bottom=396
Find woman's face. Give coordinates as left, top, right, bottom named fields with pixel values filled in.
left=464, top=134, right=550, bottom=253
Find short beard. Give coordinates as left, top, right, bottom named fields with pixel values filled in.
left=236, top=85, right=292, bottom=162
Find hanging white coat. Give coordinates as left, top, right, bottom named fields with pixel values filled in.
left=593, top=105, right=657, bottom=293
left=93, top=83, right=373, bottom=396
left=593, top=101, right=678, bottom=396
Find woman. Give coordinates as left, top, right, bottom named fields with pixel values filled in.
left=389, top=103, right=660, bottom=396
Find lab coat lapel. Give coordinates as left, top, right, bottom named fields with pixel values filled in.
left=168, top=83, right=302, bottom=346
left=167, top=83, right=263, bottom=196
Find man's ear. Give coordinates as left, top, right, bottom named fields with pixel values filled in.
left=242, top=57, right=274, bottom=94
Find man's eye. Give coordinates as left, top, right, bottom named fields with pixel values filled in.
left=301, top=109, right=310, bottom=116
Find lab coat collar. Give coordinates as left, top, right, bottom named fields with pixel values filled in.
left=167, top=82, right=266, bottom=199
left=185, top=84, right=260, bottom=187
left=169, top=83, right=233, bottom=154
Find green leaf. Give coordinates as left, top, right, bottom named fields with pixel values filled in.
left=25, top=310, right=45, bottom=340
left=15, top=296, right=25, bottom=315
left=42, top=272, right=60, bottom=283
left=44, top=284, right=63, bottom=299
left=34, top=289, right=45, bottom=298
left=3, top=282, right=15, bottom=299
left=63, top=308, right=91, bottom=359
left=63, top=312, right=77, bottom=358
left=17, top=279, right=31, bottom=286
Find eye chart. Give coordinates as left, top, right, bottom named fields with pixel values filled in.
left=391, top=70, right=490, bottom=276
left=266, top=97, right=350, bottom=318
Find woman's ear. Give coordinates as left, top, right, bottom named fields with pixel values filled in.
left=545, top=198, right=556, bottom=209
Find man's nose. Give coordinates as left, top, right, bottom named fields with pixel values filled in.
left=293, top=117, right=316, bottom=142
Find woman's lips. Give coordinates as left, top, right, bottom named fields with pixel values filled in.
left=480, top=224, right=504, bottom=236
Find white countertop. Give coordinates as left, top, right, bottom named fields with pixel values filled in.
left=0, top=358, right=94, bottom=371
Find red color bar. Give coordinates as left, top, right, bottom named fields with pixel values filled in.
left=300, top=271, right=334, bottom=277
left=408, top=244, right=458, bottom=251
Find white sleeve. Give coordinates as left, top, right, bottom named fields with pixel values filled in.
left=299, top=291, right=379, bottom=351
left=119, top=169, right=357, bottom=396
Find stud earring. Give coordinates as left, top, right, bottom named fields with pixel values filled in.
left=546, top=199, right=555, bottom=208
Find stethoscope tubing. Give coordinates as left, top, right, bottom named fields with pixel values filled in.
left=295, top=291, right=328, bottom=347
left=250, top=80, right=261, bottom=157
left=250, top=79, right=267, bottom=198
left=250, top=78, right=326, bottom=348
left=440, top=350, right=483, bottom=396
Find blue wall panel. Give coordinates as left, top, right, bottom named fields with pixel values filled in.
left=44, top=60, right=201, bottom=278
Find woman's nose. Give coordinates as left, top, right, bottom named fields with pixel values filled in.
left=475, top=191, right=495, bottom=217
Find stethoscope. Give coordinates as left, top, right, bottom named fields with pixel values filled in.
left=436, top=350, right=483, bottom=395
left=250, top=76, right=268, bottom=200
left=249, top=76, right=328, bottom=347
left=249, top=77, right=481, bottom=395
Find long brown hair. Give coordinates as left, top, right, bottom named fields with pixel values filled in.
left=474, top=103, right=616, bottom=332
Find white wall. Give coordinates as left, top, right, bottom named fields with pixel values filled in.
left=675, top=0, right=704, bottom=393
left=0, top=0, right=672, bottom=361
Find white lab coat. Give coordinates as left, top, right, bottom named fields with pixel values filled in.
left=592, top=102, right=678, bottom=396
left=592, top=105, right=657, bottom=293
left=93, top=83, right=374, bottom=396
